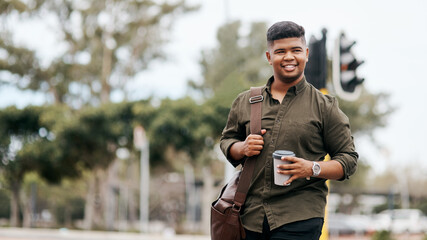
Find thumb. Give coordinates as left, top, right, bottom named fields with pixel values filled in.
left=261, top=129, right=267, bottom=135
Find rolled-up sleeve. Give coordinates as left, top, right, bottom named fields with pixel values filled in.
left=323, top=98, right=358, bottom=180
left=220, top=93, right=247, bottom=167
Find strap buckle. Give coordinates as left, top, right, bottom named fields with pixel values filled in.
left=249, top=95, right=263, bottom=104
left=232, top=203, right=241, bottom=212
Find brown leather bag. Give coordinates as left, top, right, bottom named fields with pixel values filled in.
left=211, top=87, right=263, bottom=240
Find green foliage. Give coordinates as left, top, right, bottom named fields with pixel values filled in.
left=372, top=204, right=400, bottom=214
left=0, top=105, right=75, bottom=184
left=0, top=0, right=198, bottom=104
left=0, top=97, right=228, bottom=184
left=191, top=20, right=270, bottom=101
left=371, top=230, right=395, bottom=240
left=56, top=102, right=136, bottom=173
left=330, top=158, right=371, bottom=193
left=55, top=197, right=85, bottom=226
left=0, top=106, right=46, bottom=183
left=0, top=188, right=10, bottom=218
left=0, top=0, right=27, bottom=14
left=147, top=97, right=220, bottom=166
left=337, top=88, right=394, bottom=138
left=414, top=200, right=427, bottom=215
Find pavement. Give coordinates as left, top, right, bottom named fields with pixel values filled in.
left=0, top=228, right=210, bottom=240
left=0, top=228, right=425, bottom=240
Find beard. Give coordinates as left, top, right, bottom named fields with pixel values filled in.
left=276, top=72, right=304, bottom=84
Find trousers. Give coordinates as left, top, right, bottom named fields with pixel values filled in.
left=244, top=216, right=324, bottom=240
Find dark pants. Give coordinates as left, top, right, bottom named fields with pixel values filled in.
left=244, top=216, right=324, bottom=240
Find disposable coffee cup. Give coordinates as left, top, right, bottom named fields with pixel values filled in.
left=273, top=150, right=295, bottom=186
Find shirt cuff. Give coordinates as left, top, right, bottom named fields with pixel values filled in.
left=332, top=153, right=358, bottom=181
left=220, top=138, right=245, bottom=167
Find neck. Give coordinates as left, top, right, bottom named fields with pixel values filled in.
left=271, top=75, right=303, bottom=93
left=270, top=75, right=303, bottom=104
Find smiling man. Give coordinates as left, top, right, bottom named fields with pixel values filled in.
left=220, top=21, right=358, bottom=240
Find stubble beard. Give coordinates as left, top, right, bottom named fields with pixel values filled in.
left=276, top=72, right=304, bottom=85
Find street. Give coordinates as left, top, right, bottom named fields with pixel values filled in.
left=0, top=228, right=209, bottom=240
left=0, top=228, right=425, bottom=240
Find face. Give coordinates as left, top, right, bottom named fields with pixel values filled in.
left=266, top=37, right=309, bottom=84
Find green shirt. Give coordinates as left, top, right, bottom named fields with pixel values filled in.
left=220, top=76, right=358, bottom=232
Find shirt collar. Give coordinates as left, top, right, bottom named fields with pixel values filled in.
left=265, top=75, right=308, bottom=96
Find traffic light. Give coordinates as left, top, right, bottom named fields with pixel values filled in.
left=332, top=32, right=364, bottom=100
left=305, top=29, right=328, bottom=91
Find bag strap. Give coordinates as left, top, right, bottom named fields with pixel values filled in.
left=232, top=86, right=263, bottom=211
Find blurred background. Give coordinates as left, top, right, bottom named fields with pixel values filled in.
left=0, top=0, right=427, bottom=240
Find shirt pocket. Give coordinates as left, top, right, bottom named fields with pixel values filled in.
left=281, top=120, right=323, bottom=152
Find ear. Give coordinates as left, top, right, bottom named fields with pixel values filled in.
left=305, top=47, right=309, bottom=62
left=266, top=51, right=272, bottom=65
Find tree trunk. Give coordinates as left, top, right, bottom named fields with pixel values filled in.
left=9, top=181, right=21, bottom=227
left=100, top=40, right=113, bottom=104
left=22, top=192, right=32, bottom=228
left=105, top=160, right=119, bottom=231
left=82, top=173, right=95, bottom=230
left=83, top=168, right=108, bottom=230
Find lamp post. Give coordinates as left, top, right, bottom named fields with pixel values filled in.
left=134, top=126, right=149, bottom=233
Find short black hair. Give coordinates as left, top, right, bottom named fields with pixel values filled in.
left=267, top=21, right=306, bottom=46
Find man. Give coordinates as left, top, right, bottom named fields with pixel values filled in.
left=220, top=21, right=358, bottom=240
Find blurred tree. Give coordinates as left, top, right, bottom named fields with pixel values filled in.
left=0, top=0, right=199, bottom=230
left=0, top=184, right=11, bottom=219
left=0, top=105, right=64, bottom=226
left=0, top=0, right=197, bottom=105
left=325, top=54, right=394, bottom=137
left=55, top=102, right=138, bottom=229
left=0, top=0, right=26, bottom=14
left=132, top=96, right=229, bottom=233
left=148, top=97, right=215, bottom=166
left=44, top=176, right=86, bottom=228
left=189, top=21, right=271, bottom=102
left=371, top=230, right=395, bottom=240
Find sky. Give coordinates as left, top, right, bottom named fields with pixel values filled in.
left=1, top=0, right=427, bottom=175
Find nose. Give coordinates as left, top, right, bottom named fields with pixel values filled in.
left=282, top=52, right=294, bottom=61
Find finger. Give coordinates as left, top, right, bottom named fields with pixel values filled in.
left=277, top=164, right=292, bottom=170
left=277, top=168, right=293, bottom=176
left=249, top=145, right=264, bottom=152
left=249, top=132, right=265, bottom=138
left=248, top=138, right=264, bottom=145
left=261, top=129, right=267, bottom=135
left=284, top=175, right=298, bottom=186
left=248, top=136, right=265, bottom=143
left=282, top=156, right=299, bottom=162
left=247, top=150, right=261, bottom=157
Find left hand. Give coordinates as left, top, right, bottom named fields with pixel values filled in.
left=276, top=156, right=313, bottom=185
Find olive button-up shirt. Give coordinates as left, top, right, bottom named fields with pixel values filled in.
left=220, top=76, right=358, bottom=232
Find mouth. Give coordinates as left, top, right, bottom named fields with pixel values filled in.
left=282, top=64, right=297, bottom=71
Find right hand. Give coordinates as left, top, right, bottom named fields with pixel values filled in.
left=242, top=129, right=267, bottom=157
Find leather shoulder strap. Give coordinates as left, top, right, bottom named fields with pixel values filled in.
left=233, top=86, right=263, bottom=209
left=249, top=87, right=263, bottom=135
